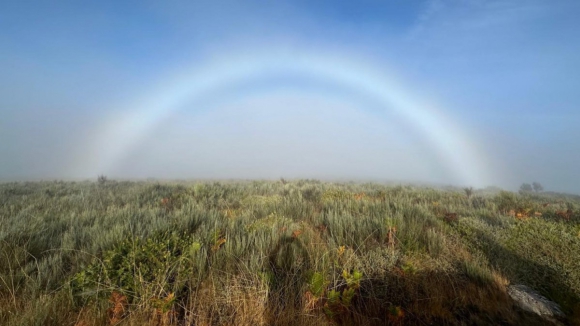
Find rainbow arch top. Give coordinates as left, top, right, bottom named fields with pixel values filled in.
left=80, top=49, right=493, bottom=187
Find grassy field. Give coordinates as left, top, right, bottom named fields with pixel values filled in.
left=1, top=179, right=579, bottom=325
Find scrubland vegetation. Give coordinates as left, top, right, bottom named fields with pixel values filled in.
left=1, top=179, right=579, bottom=325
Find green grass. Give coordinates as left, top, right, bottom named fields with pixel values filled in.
left=0, top=180, right=579, bottom=325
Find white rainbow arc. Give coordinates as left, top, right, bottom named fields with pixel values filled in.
left=83, top=51, right=492, bottom=186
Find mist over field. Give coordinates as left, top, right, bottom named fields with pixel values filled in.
left=2, top=0, right=580, bottom=192
left=4, top=2, right=580, bottom=325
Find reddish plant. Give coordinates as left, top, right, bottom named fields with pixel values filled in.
left=387, top=226, right=397, bottom=249
left=354, top=193, right=366, bottom=201
left=108, top=291, right=128, bottom=325
left=292, top=229, right=303, bottom=239
left=444, top=212, right=458, bottom=223
left=388, top=305, right=405, bottom=324
left=556, top=209, right=573, bottom=221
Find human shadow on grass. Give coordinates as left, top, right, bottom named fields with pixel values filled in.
left=262, top=234, right=556, bottom=326
left=265, top=235, right=313, bottom=326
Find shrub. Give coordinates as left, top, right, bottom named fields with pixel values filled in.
left=97, top=175, right=108, bottom=185
left=71, top=231, right=202, bottom=304
left=464, top=187, right=474, bottom=198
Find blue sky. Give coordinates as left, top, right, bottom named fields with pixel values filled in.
left=1, top=0, right=580, bottom=192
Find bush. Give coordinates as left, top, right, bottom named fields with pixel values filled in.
left=71, top=231, right=202, bottom=303
left=97, top=175, right=108, bottom=185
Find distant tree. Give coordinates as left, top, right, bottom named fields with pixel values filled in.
left=532, top=182, right=544, bottom=193
left=519, top=183, right=533, bottom=194
left=463, top=187, right=474, bottom=198
left=97, top=175, right=108, bottom=185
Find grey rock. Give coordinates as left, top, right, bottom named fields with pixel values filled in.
left=508, top=284, right=564, bottom=318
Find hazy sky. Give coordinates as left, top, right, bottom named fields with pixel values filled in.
left=1, top=0, right=579, bottom=192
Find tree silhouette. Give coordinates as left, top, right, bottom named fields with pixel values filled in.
left=463, top=187, right=473, bottom=198
left=532, top=182, right=544, bottom=193
left=519, top=183, right=533, bottom=194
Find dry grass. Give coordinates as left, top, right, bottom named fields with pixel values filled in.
left=1, top=180, right=579, bottom=325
